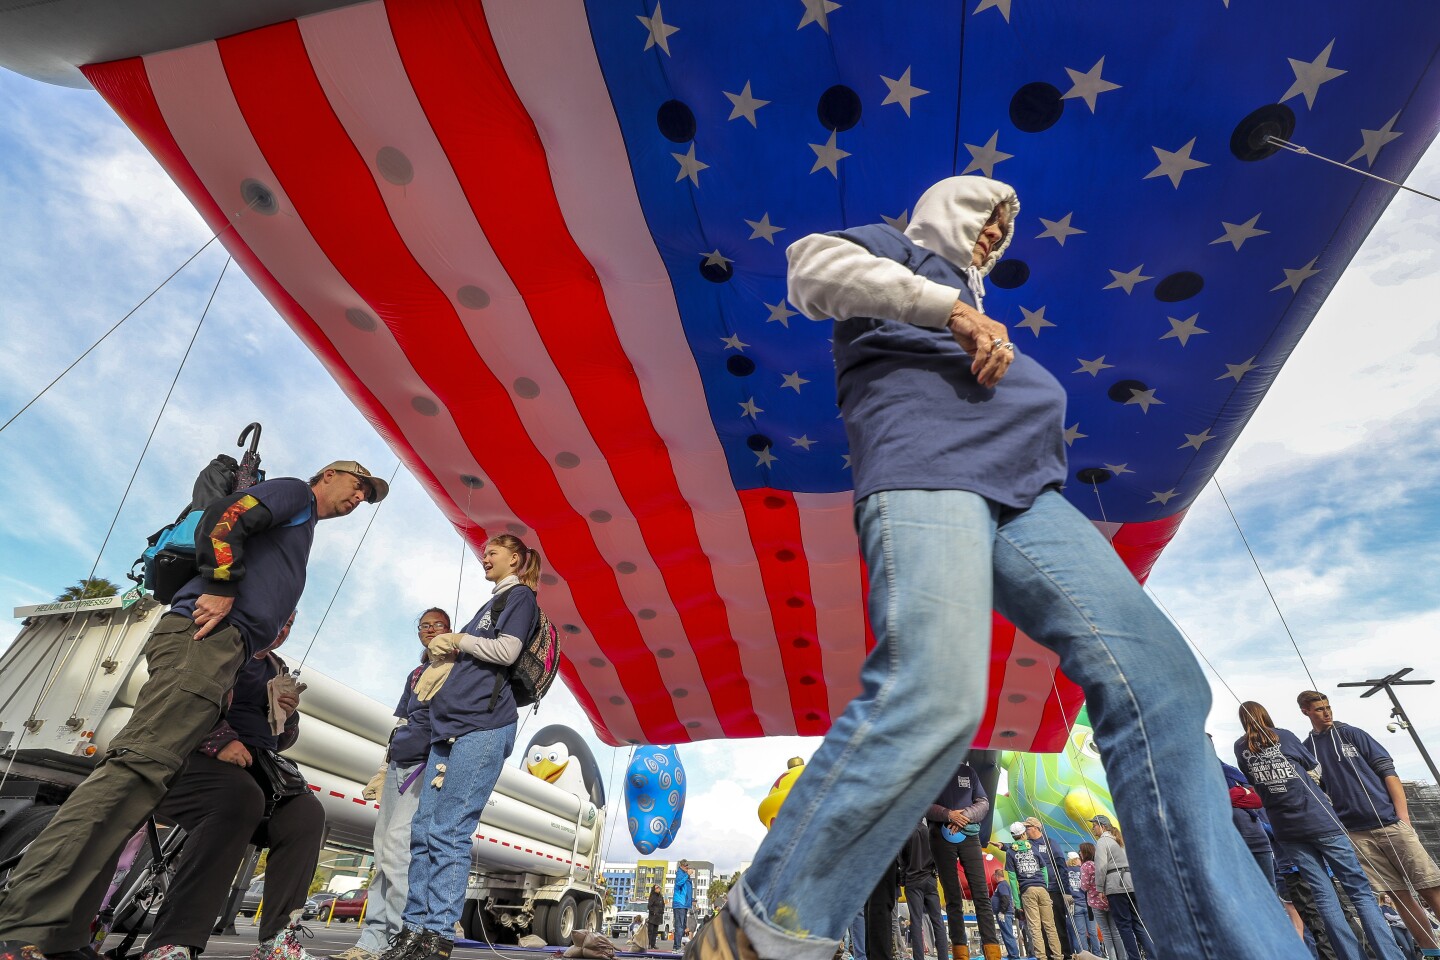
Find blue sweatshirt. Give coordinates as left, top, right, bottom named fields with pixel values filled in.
left=673, top=867, right=693, bottom=908
left=1304, top=722, right=1399, bottom=830
left=389, top=660, right=434, bottom=767
left=429, top=582, right=536, bottom=740
left=1235, top=728, right=1342, bottom=842
left=828, top=224, right=1067, bottom=509
left=1029, top=831, right=1070, bottom=893
left=1221, top=760, right=1274, bottom=856
left=927, top=762, right=989, bottom=825
left=1006, top=842, right=1048, bottom=891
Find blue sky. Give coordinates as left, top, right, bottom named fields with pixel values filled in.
left=2, top=66, right=1439, bottom=874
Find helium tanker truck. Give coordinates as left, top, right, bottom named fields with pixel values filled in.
left=0, top=591, right=606, bottom=946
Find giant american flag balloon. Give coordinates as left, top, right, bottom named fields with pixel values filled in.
left=3, top=0, right=1437, bottom=748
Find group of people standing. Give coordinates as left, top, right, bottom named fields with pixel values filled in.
left=0, top=462, right=546, bottom=960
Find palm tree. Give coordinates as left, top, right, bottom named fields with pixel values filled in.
left=55, top=577, right=120, bottom=602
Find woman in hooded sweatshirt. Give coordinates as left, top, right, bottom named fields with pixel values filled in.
left=381, top=535, right=541, bottom=960
left=686, top=178, right=1307, bottom=960
left=1233, top=702, right=1405, bottom=960
left=1090, top=816, right=1153, bottom=959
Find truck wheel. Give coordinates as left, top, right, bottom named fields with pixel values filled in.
left=0, top=806, right=56, bottom=880
left=578, top=900, right=599, bottom=934
left=544, top=892, right=578, bottom=946
left=531, top=903, right=551, bottom=942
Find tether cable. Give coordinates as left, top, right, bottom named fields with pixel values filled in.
left=0, top=208, right=253, bottom=438
left=1, top=255, right=231, bottom=792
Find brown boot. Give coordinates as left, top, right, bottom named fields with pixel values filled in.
left=952, top=947, right=968, bottom=960
left=982, top=944, right=1003, bottom=960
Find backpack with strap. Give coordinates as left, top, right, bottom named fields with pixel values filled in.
left=485, top=586, right=562, bottom=711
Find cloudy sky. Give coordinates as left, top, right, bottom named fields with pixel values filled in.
left=2, top=66, right=1438, bottom=876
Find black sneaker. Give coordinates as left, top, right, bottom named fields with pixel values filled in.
left=0, top=942, right=45, bottom=960
left=683, top=911, right=759, bottom=960
left=375, top=931, right=421, bottom=960
left=414, top=932, right=451, bottom=960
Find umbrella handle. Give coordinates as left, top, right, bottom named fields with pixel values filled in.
left=237, top=421, right=262, bottom=455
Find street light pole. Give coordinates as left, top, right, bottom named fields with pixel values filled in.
left=1338, top=668, right=1440, bottom=785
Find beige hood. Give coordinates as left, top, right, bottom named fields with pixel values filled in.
left=904, top=175, right=1020, bottom=277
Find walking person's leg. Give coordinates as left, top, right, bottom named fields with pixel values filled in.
left=401, top=724, right=516, bottom=936
left=1046, top=890, right=1072, bottom=959
left=906, top=887, right=926, bottom=960
left=0, top=617, right=245, bottom=951
left=675, top=908, right=689, bottom=946
left=991, top=491, right=1309, bottom=960
left=1284, top=872, right=1338, bottom=960
left=1093, top=909, right=1124, bottom=960
left=1038, top=900, right=1061, bottom=960
left=995, top=908, right=1019, bottom=959
left=724, top=491, right=998, bottom=960
left=1022, top=889, right=1049, bottom=960
left=144, top=755, right=266, bottom=954
left=256, top=791, right=326, bottom=943
left=1119, top=895, right=1155, bottom=959
left=848, top=907, right=868, bottom=960
left=923, top=885, right=948, bottom=958
left=356, top=763, right=424, bottom=955
left=1103, top=895, right=1143, bottom=960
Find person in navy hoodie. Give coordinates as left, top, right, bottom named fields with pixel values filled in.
left=925, top=761, right=997, bottom=959
left=1234, top=701, right=1404, bottom=960
left=1299, top=690, right=1440, bottom=960
left=381, top=535, right=541, bottom=960
left=687, top=175, right=1297, bottom=960
left=335, top=608, right=450, bottom=960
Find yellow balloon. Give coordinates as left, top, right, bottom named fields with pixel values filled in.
left=757, top=757, right=806, bottom=830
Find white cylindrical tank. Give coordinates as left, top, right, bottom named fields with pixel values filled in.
left=286, top=719, right=386, bottom=786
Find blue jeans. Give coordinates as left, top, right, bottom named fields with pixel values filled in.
left=1074, top=901, right=1102, bottom=953
left=674, top=906, right=690, bottom=944
left=847, top=908, right=867, bottom=960
left=731, top=488, right=1307, bottom=960
left=992, top=898, right=1020, bottom=958
left=402, top=724, right=516, bottom=932
left=357, top=761, right=424, bottom=953
left=1107, top=892, right=1155, bottom=959
left=1277, top=834, right=1407, bottom=960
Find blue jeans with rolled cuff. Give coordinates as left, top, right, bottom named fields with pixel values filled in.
left=1277, top=833, right=1407, bottom=960
left=729, top=488, right=1309, bottom=960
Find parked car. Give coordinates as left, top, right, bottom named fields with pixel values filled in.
left=303, top=891, right=340, bottom=920
left=327, top=888, right=369, bottom=922
left=238, top=878, right=265, bottom=918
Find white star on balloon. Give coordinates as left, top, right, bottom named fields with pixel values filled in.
left=1074, top=356, right=1114, bottom=376
left=702, top=249, right=732, bottom=268
left=1102, top=462, right=1134, bottom=476
left=637, top=3, right=680, bottom=55
left=1061, top=57, right=1121, bottom=113
left=1145, top=138, right=1209, bottom=188
left=1281, top=39, right=1346, bottom=109
left=1347, top=113, right=1402, bottom=168
left=1037, top=213, right=1085, bottom=246
left=1179, top=429, right=1215, bottom=451
left=882, top=210, right=910, bottom=232
left=1161, top=314, right=1208, bottom=347
left=1063, top=423, right=1087, bottom=446
left=1211, top=214, right=1269, bottom=251
left=781, top=371, right=811, bottom=393
left=798, top=0, right=841, bottom=32
left=724, top=82, right=770, bottom=127
left=1016, top=305, right=1055, bottom=336
left=1216, top=357, right=1258, bottom=382
left=739, top=398, right=763, bottom=418
left=881, top=67, right=930, bottom=117
left=1149, top=489, right=1178, bottom=505
left=809, top=130, right=851, bottom=177
left=766, top=300, right=799, bottom=326
left=745, top=213, right=785, bottom=244
left=973, top=0, right=1013, bottom=22
left=721, top=334, right=749, bottom=352
left=1271, top=257, right=1320, bottom=293
left=791, top=435, right=816, bottom=450
left=841, top=454, right=852, bottom=469
left=672, top=144, right=708, bottom=187
left=1125, top=388, right=1163, bottom=413
left=1105, top=265, right=1152, bottom=294
left=755, top=447, right=779, bottom=468
left=961, top=131, right=1014, bottom=178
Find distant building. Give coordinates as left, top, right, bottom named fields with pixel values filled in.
left=637, top=859, right=669, bottom=912
left=1403, top=781, right=1440, bottom=868
left=687, top=860, right=716, bottom=916
left=602, top=862, right=637, bottom=912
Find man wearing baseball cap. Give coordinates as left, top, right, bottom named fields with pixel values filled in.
left=0, top=460, right=385, bottom=960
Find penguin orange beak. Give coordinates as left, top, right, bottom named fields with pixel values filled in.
left=528, top=758, right=569, bottom=783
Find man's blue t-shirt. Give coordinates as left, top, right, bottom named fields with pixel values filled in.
left=170, top=477, right=317, bottom=654
left=1305, top=722, right=1399, bottom=830
left=429, top=582, right=535, bottom=740
left=829, top=225, right=1068, bottom=509
left=1235, top=728, right=1342, bottom=842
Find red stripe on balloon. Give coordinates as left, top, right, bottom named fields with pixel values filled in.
left=737, top=489, right=831, bottom=735
left=383, top=0, right=761, bottom=738
left=82, top=55, right=625, bottom=745
left=213, top=22, right=683, bottom=742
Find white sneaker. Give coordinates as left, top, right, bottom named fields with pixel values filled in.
left=140, top=947, right=191, bottom=960
left=251, top=915, right=316, bottom=960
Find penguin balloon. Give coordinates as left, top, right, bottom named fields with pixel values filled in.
left=625, top=745, right=686, bottom=855
left=523, top=724, right=607, bottom=809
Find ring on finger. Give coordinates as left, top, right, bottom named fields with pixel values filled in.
left=991, top=336, right=1005, bottom=347
left=999, top=341, right=1015, bottom=352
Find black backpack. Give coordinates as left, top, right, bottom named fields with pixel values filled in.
left=485, top=586, right=562, bottom=711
